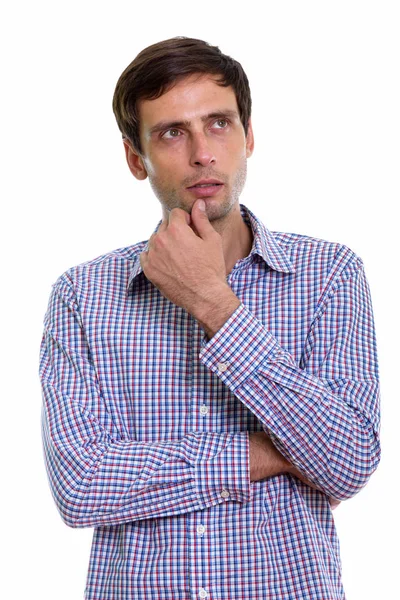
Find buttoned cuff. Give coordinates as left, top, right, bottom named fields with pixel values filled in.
left=199, top=303, right=286, bottom=391
left=195, top=432, right=251, bottom=508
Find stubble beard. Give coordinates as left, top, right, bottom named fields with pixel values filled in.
left=148, top=160, right=248, bottom=224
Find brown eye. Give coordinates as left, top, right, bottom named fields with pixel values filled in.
left=163, top=128, right=181, bottom=139
left=214, top=119, right=228, bottom=128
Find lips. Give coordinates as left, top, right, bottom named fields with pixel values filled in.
left=186, top=180, right=224, bottom=199
left=187, top=179, right=223, bottom=189
left=192, top=183, right=220, bottom=188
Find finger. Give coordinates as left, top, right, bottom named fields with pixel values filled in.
left=329, top=497, right=341, bottom=510
left=139, top=251, right=148, bottom=271
left=168, top=207, right=191, bottom=226
left=147, top=231, right=158, bottom=250
left=190, top=199, right=215, bottom=239
left=147, top=222, right=167, bottom=250
left=156, top=221, right=168, bottom=234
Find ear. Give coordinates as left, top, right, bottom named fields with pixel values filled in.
left=245, top=118, right=254, bottom=158
left=123, top=139, right=148, bottom=180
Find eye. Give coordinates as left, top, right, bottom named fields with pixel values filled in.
left=162, top=128, right=182, bottom=139
left=213, top=118, right=229, bottom=129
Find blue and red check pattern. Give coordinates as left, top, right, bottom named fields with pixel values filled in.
left=40, top=204, right=380, bottom=599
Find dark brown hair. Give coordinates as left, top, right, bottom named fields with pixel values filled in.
left=112, top=36, right=252, bottom=154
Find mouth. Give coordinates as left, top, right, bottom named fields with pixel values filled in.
left=187, top=179, right=224, bottom=190
left=190, top=183, right=221, bottom=188
left=186, top=179, right=224, bottom=198
left=186, top=181, right=224, bottom=198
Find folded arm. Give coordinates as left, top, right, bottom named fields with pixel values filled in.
left=139, top=201, right=381, bottom=503
left=199, top=262, right=381, bottom=501
left=40, top=277, right=251, bottom=529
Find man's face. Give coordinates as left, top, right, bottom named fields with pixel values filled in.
left=125, top=74, right=254, bottom=222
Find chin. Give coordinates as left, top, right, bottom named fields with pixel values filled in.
left=203, top=197, right=237, bottom=222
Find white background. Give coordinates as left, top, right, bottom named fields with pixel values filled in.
left=1, top=1, right=399, bottom=598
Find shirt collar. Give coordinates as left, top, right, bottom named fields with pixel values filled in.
left=240, top=204, right=295, bottom=274
left=127, top=203, right=295, bottom=293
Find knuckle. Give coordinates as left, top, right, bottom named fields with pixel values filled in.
left=153, top=233, right=166, bottom=248
left=168, top=223, right=180, bottom=236
left=171, top=207, right=184, bottom=215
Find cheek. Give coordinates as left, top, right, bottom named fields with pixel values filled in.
left=147, top=146, right=186, bottom=176
left=143, top=156, right=168, bottom=180
left=146, top=161, right=184, bottom=191
left=218, top=135, right=247, bottom=160
left=224, top=145, right=247, bottom=169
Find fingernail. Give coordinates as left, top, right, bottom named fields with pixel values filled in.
left=198, top=200, right=206, bottom=211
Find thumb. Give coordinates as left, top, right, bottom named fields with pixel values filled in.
left=190, top=199, right=214, bottom=238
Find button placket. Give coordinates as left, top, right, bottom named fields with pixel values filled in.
left=191, top=320, right=213, bottom=433
left=189, top=321, right=214, bottom=600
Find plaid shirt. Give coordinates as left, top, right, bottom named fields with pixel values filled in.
left=40, top=204, right=380, bottom=599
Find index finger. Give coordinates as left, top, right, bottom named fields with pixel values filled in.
left=168, top=207, right=191, bottom=226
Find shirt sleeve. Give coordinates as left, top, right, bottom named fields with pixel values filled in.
left=199, top=256, right=381, bottom=501
left=40, top=275, right=250, bottom=529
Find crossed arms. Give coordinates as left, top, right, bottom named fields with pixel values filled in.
left=40, top=203, right=380, bottom=528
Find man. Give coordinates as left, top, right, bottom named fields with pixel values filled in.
left=40, top=37, right=380, bottom=599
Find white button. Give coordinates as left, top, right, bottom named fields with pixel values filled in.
left=221, top=489, right=230, bottom=499
left=200, top=404, right=209, bottom=416
left=199, top=589, right=208, bottom=599
left=217, top=362, right=228, bottom=372
left=197, top=524, right=206, bottom=535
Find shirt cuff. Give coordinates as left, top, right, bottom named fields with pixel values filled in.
left=199, top=303, right=287, bottom=391
left=194, top=432, right=251, bottom=508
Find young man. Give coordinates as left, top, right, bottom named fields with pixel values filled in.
left=40, top=37, right=380, bottom=599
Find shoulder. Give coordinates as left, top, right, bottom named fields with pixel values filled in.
left=242, top=204, right=364, bottom=280
left=272, top=230, right=363, bottom=277
left=52, top=240, right=147, bottom=298
left=270, top=231, right=369, bottom=313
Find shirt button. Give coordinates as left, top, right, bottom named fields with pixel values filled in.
left=217, top=362, right=228, bottom=372
left=197, top=524, right=206, bottom=535
left=200, top=405, right=209, bottom=416
left=221, top=489, right=230, bottom=499
left=199, top=589, right=208, bottom=599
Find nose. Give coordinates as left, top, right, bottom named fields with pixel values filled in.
left=189, top=132, right=216, bottom=167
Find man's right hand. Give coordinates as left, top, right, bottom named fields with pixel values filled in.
left=249, top=431, right=293, bottom=481
left=249, top=431, right=340, bottom=509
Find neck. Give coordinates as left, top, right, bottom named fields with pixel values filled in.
left=211, top=204, right=253, bottom=275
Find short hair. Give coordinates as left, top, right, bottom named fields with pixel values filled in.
left=112, top=36, right=252, bottom=155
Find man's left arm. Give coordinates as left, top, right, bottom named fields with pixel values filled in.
left=140, top=200, right=381, bottom=502
left=198, top=264, right=380, bottom=501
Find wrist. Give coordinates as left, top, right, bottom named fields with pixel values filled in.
left=194, top=284, right=241, bottom=340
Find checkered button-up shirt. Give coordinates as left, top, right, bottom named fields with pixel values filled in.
left=40, top=204, right=380, bottom=599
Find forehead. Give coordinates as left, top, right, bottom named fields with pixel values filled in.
left=138, top=74, right=239, bottom=129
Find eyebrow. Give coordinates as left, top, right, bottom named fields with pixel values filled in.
left=148, top=110, right=240, bottom=135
